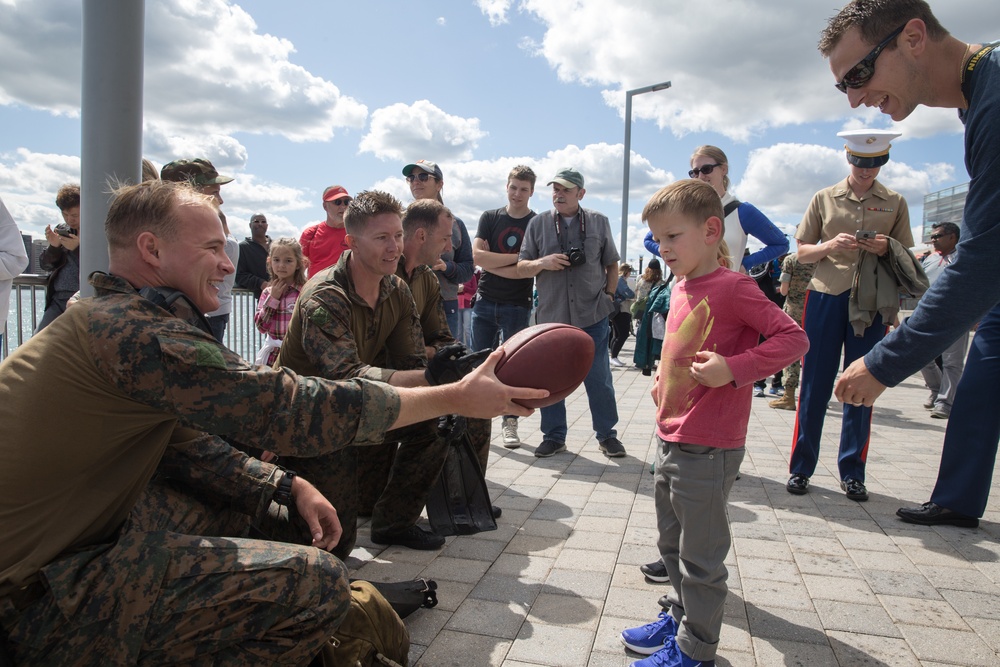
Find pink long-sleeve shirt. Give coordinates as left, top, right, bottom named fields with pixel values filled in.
left=655, top=267, right=809, bottom=449
left=254, top=284, right=302, bottom=366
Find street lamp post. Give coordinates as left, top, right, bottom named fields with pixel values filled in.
left=620, top=81, right=671, bottom=260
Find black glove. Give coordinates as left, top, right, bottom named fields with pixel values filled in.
left=437, top=414, right=468, bottom=442
left=425, top=343, right=491, bottom=385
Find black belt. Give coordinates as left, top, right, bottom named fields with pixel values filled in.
left=4, top=581, right=45, bottom=612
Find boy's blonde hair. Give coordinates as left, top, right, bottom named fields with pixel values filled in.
left=642, top=180, right=726, bottom=236
left=268, top=237, right=308, bottom=286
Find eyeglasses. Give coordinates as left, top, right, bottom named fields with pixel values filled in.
left=929, top=233, right=951, bottom=240
left=406, top=173, right=436, bottom=183
left=835, top=24, right=905, bottom=93
left=688, top=164, right=722, bottom=178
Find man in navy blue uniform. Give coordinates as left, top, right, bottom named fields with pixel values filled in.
left=824, top=0, right=1000, bottom=527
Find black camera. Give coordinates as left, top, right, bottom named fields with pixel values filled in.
left=566, top=246, right=586, bottom=267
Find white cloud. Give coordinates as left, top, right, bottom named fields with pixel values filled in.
left=737, top=142, right=953, bottom=231
left=0, top=147, right=317, bottom=243
left=476, top=0, right=513, bottom=27
left=359, top=100, right=487, bottom=162
left=0, top=149, right=81, bottom=236
left=518, top=0, right=1000, bottom=142
left=0, top=0, right=368, bottom=142
left=142, top=123, right=250, bottom=175
left=363, top=142, right=673, bottom=264
left=437, top=16, right=447, bottom=26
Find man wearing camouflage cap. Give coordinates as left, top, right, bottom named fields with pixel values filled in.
left=161, top=157, right=238, bottom=342
left=0, top=179, right=543, bottom=664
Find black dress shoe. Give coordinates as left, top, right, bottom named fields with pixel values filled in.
left=841, top=478, right=869, bottom=502
left=371, top=525, right=446, bottom=550
left=786, top=474, right=809, bottom=495
left=896, top=502, right=979, bottom=528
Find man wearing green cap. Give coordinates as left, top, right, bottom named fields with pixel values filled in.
left=160, top=158, right=238, bottom=342
left=517, top=167, right=624, bottom=459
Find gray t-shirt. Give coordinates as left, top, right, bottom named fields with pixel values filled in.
left=519, top=208, right=620, bottom=329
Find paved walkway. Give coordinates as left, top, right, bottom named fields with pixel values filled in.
left=350, top=340, right=1000, bottom=666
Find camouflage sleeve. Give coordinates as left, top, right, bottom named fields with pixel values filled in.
left=89, top=302, right=400, bottom=456
left=298, top=286, right=396, bottom=383
left=157, top=427, right=280, bottom=520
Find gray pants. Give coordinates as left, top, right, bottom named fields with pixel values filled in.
left=655, top=437, right=744, bottom=662
left=920, top=330, right=969, bottom=412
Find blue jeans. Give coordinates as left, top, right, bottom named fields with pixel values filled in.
left=456, top=308, right=474, bottom=346
left=443, top=300, right=459, bottom=340
left=539, top=318, right=619, bottom=444
left=470, top=298, right=531, bottom=352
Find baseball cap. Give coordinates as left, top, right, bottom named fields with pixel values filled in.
left=837, top=129, right=901, bottom=169
left=402, top=160, right=444, bottom=179
left=548, top=167, right=585, bottom=189
left=160, top=158, right=234, bottom=186
left=323, top=185, right=351, bottom=202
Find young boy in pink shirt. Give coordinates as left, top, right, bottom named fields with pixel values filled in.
left=620, top=180, right=809, bottom=666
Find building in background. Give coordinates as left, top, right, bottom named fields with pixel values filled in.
left=922, top=183, right=968, bottom=242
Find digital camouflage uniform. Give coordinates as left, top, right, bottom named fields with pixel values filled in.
left=0, top=273, right=400, bottom=665
left=274, top=251, right=449, bottom=557
left=778, top=253, right=817, bottom=394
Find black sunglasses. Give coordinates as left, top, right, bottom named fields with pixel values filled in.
left=406, top=173, right=437, bottom=183
left=688, top=163, right=722, bottom=178
left=929, top=233, right=952, bottom=240
left=835, top=24, right=905, bottom=93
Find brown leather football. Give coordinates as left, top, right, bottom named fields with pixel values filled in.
left=493, top=323, right=595, bottom=408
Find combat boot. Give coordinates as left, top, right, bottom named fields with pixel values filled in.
left=769, top=392, right=796, bottom=411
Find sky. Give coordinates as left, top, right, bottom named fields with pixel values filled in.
left=1, top=0, right=999, bottom=267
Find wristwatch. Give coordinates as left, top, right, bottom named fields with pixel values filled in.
left=273, top=470, right=296, bottom=506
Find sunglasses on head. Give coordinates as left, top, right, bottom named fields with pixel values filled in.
left=688, top=163, right=722, bottom=178
left=835, top=24, right=906, bottom=93
left=406, top=173, right=436, bottom=183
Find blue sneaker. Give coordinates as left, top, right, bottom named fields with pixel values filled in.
left=631, top=637, right=715, bottom=667
left=620, top=612, right=678, bottom=655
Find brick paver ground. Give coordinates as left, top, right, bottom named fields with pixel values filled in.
left=350, top=338, right=1000, bottom=666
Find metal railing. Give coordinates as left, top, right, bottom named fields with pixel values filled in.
left=3, top=276, right=265, bottom=362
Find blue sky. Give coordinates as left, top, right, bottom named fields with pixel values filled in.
left=1, top=0, right=998, bottom=266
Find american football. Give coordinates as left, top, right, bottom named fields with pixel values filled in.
left=493, top=323, right=595, bottom=409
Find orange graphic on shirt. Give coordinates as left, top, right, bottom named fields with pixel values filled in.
left=659, top=296, right=714, bottom=419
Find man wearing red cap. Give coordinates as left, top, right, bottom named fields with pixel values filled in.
left=300, top=185, right=352, bottom=278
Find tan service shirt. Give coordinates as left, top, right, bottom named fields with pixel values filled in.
left=795, top=177, right=912, bottom=295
